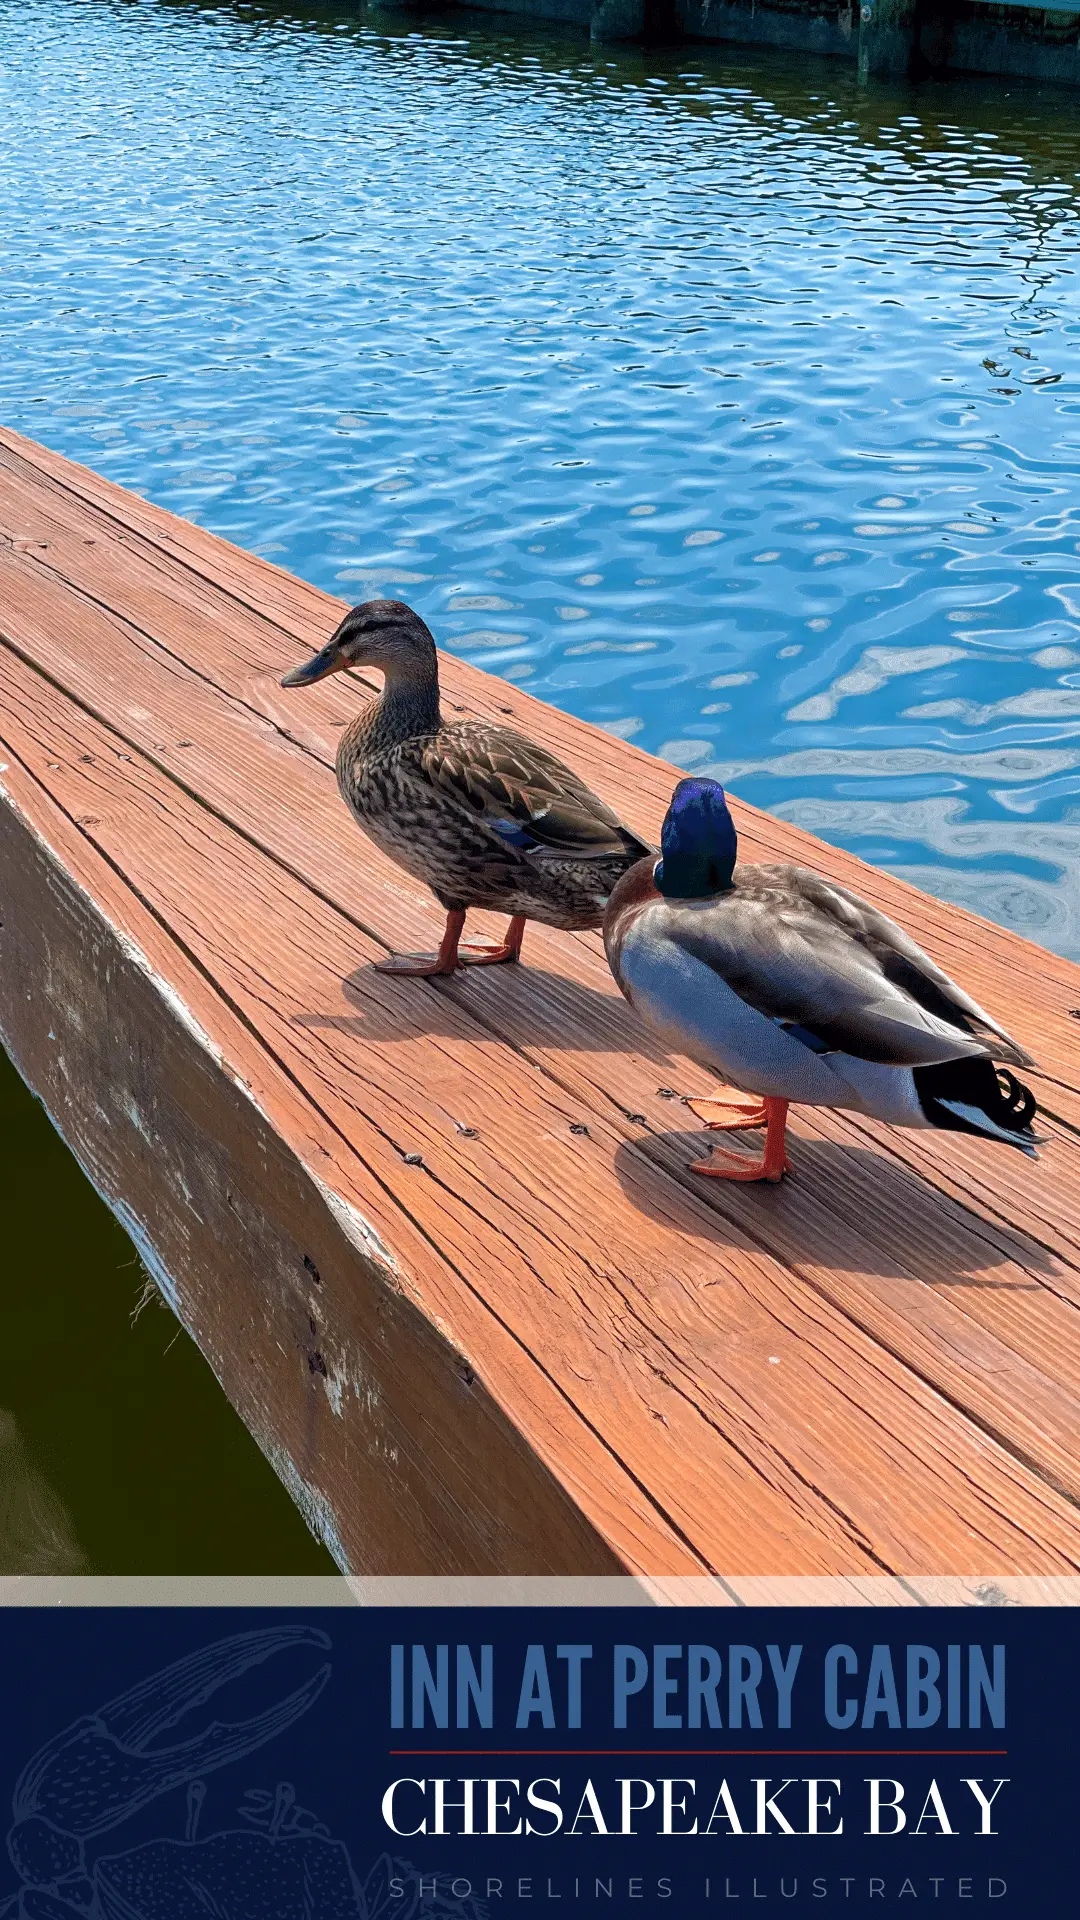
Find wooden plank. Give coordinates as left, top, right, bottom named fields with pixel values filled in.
left=13, top=647, right=1062, bottom=1576
left=3, top=426, right=1080, bottom=1574
left=0, top=741, right=682, bottom=1577
left=5, top=467, right=1080, bottom=1376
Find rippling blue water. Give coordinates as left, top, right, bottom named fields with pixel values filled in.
left=3, top=0, right=1080, bottom=953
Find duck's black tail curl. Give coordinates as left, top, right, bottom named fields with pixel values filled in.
left=915, top=1056, right=1042, bottom=1154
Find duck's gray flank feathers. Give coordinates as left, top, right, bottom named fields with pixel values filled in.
left=656, top=864, right=1033, bottom=1071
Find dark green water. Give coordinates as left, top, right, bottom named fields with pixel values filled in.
left=0, top=1050, right=333, bottom=1572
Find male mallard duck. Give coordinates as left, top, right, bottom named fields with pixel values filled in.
left=281, top=599, right=651, bottom=974
left=604, top=777, right=1041, bottom=1183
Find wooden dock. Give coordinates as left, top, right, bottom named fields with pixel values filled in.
left=4, top=425, right=1080, bottom=1580
left=391, top=0, right=1080, bottom=88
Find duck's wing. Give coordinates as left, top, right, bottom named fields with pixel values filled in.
left=663, top=869, right=1033, bottom=1070
left=788, top=868, right=1034, bottom=1069
left=420, top=724, right=651, bottom=860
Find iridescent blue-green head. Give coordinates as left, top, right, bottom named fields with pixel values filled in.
left=654, top=777, right=738, bottom=899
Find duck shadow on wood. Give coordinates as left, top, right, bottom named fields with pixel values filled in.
left=292, top=971, right=1056, bottom=1284
left=297, top=958, right=675, bottom=1061
left=612, top=1131, right=1055, bottom=1284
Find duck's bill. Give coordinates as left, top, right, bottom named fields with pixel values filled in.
left=280, top=642, right=343, bottom=688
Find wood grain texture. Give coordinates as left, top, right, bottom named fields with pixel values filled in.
left=3, top=424, right=1080, bottom=1575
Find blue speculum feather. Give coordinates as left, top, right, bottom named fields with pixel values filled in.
left=655, top=778, right=739, bottom=900
left=490, top=819, right=540, bottom=849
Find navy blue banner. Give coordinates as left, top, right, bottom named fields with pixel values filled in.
left=0, top=1607, right=1070, bottom=1917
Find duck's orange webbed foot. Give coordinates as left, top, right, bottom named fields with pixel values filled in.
left=690, top=1097, right=792, bottom=1183
left=685, top=1091, right=768, bottom=1132
left=375, top=951, right=460, bottom=977
left=458, top=915, right=527, bottom=968
left=374, top=910, right=466, bottom=977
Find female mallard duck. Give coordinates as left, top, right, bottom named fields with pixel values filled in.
left=281, top=599, right=652, bottom=975
left=604, top=777, right=1041, bottom=1183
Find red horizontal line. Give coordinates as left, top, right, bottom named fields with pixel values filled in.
left=389, top=1750, right=1007, bottom=1758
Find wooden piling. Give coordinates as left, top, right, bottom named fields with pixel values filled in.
left=858, top=0, right=919, bottom=80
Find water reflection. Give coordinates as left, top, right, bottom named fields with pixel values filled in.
left=1, top=0, right=1079, bottom=953
left=0, top=1411, right=86, bottom=1574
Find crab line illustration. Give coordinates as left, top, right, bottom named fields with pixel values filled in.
left=1, top=1627, right=484, bottom=1920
